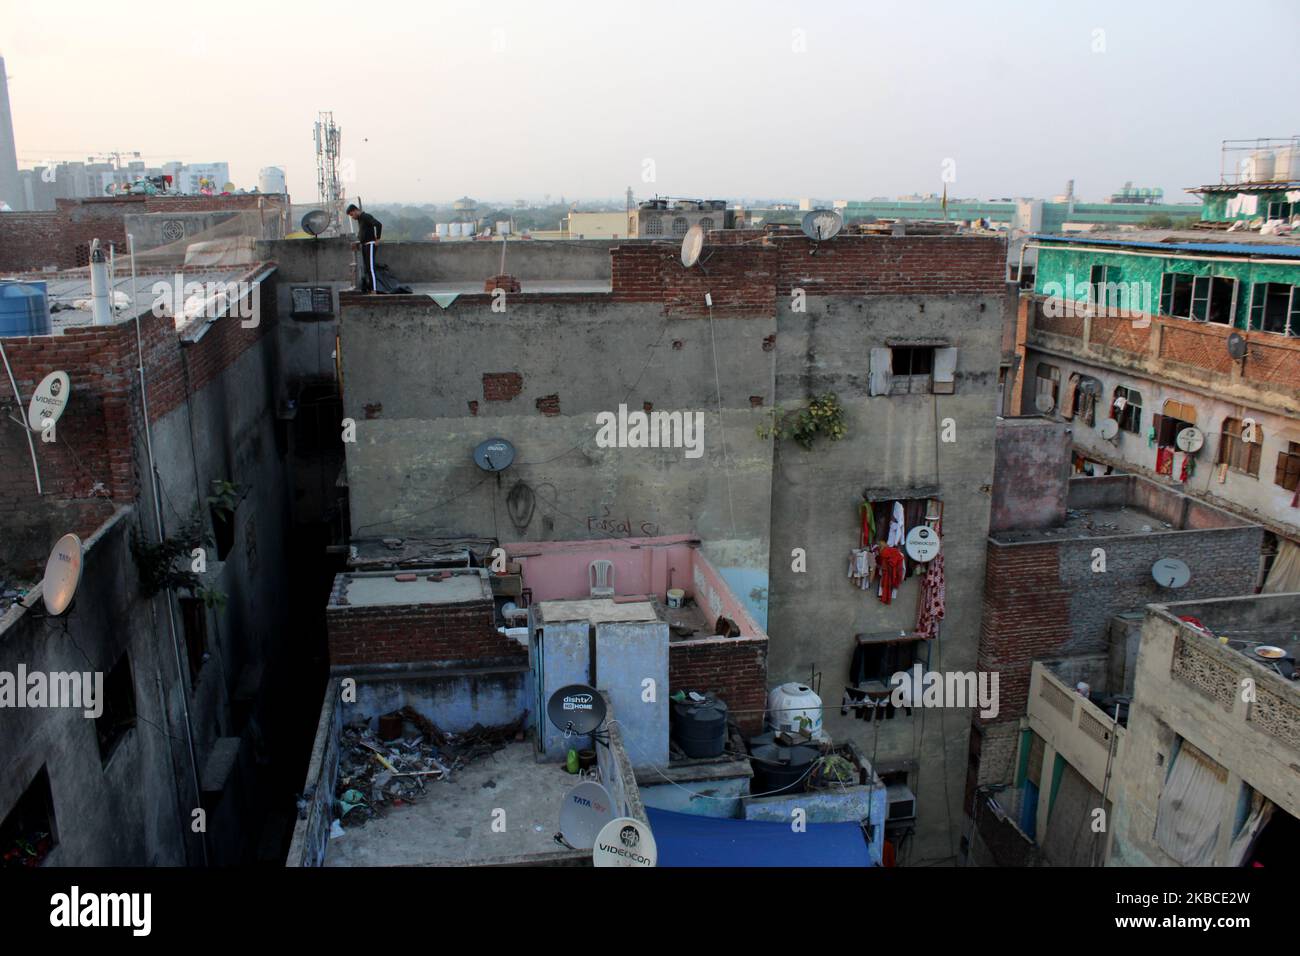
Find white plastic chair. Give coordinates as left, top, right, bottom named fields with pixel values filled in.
left=589, top=560, right=615, bottom=599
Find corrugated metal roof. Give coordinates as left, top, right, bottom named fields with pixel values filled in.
left=1191, top=181, right=1300, bottom=194
left=1029, top=234, right=1300, bottom=259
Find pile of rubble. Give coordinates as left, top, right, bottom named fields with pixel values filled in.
left=335, top=707, right=528, bottom=828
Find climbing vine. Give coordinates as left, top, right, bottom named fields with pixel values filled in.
left=130, top=512, right=226, bottom=611
left=757, top=392, right=848, bottom=450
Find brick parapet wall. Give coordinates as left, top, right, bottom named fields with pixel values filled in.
left=668, top=634, right=769, bottom=735
left=325, top=591, right=526, bottom=668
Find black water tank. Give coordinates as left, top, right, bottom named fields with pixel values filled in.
left=750, top=744, right=818, bottom=796
left=671, top=697, right=728, bottom=759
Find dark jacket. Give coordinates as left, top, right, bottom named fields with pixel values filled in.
left=355, top=211, right=382, bottom=244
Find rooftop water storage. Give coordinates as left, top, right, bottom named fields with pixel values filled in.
left=1273, top=147, right=1298, bottom=183
left=0, top=280, right=52, bottom=337
left=671, top=695, right=728, bottom=759
left=750, top=744, right=818, bottom=796
left=258, top=166, right=287, bottom=194
left=1245, top=150, right=1275, bottom=183
left=767, top=682, right=823, bottom=737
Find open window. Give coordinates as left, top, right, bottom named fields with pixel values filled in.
left=871, top=345, right=958, bottom=396
left=1218, top=417, right=1263, bottom=478
left=1160, top=273, right=1194, bottom=318
left=1190, top=276, right=1238, bottom=325
left=1111, top=385, right=1142, bottom=434
left=179, top=597, right=209, bottom=688
left=1, top=767, right=57, bottom=867
left=1249, top=283, right=1299, bottom=336
left=1089, top=264, right=1120, bottom=313
left=1033, top=362, right=1060, bottom=413
left=96, top=652, right=137, bottom=765
left=1065, top=374, right=1102, bottom=426
left=1153, top=400, right=1197, bottom=476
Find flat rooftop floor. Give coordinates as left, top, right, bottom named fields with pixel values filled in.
left=337, top=571, right=490, bottom=608
left=536, top=597, right=659, bottom=625
left=408, top=280, right=612, bottom=296
left=993, top=506, right=1174, bottom=543
left=324, top=741, right=586, bottom=867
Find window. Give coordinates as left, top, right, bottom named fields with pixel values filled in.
left=1249, top=283, right=1299, bottom=335
left=1219, top=417, right=1263, bottom=478
left=671, top=217, right=689, bottom=236
left=1112, top=385, right=1142, bottom=434
left=1, top=767, right=57, bottom=867
left=1155, top=738, right=1227, bottom=865
left=1089, top=264, right=1119, bottom=312
left=1267, top=201, right=1294, bottom=221
left=1160, top=273, right=1194, bottom=318
left=852, top=636, right=923, bottom=684
left=179, top=597, right=209, bottom=687
left=1275, top=441, right=1300, bottom=492
left=1034, top=363, right=1060, bottom=413
left=869, top=346, right=956, bottom=396
left=1190, top=276, right=1237, bottom=324
left=699, top=217, right=714, bottom=231
left=96, top=653, right=137, bottom=764
left=1069, top=375, right=1102, bottom=426
left=643, top=215, right=662, bottom=236
left=889, top=346, right=933, bottom=394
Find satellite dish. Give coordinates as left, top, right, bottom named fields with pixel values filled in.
left=680, top=225, right=705, bottom=268
left=801, top=208, right=843, bottom=241
left=42, top=533, right=83, bottom=616
left=1034, top=393, right=1055, bottom=414
left=473, top=438, right=515, bottom=472
left=1098, top=418, right=1119, bottom=441
left=1175, top=427, right=1204, bottom=453
left=592, top=816, right=657, bottom=867
left=905, top=525, right=941, bottom=563
left=27, top=371, right=71, bottom=432
left=1152, top=557, right=1191, bottom=589
left=559, top=780, right=616, bottom=850
left=546, top=683, right=606, bottom=735
left=1227, top=333, right=1247, bottom=361
left=301, top=210, right=331, bottom=237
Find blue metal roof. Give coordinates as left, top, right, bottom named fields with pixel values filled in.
left=1029, top=234, right=1300, bottom=259
left=644, top=807, right=874, bottom=867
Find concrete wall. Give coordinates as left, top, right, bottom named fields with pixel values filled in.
left=990, top=417, right=1072, bottom=533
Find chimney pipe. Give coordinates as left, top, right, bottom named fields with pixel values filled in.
left=89, top=239, right=113, bottom=326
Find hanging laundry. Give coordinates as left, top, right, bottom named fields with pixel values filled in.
left=1061, top=373, right=1080, bottom=421
left=887, top=501, right=906, bottom=548
left=877, top=546, right=905, bottom=605
left=859, top=498, right=876, bottom=547
left=1178, top=452, right=1192, bottom=482
left=915, top=522, right=946, bottom=640
left=847, top=548, right=875, bottom=591
left=1156, top=446, right=1174, bottom=476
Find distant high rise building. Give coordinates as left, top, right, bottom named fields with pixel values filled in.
left=0, top=57, right=22, bottom=210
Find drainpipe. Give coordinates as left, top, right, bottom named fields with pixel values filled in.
left=89, top=240, right=113, bottom=326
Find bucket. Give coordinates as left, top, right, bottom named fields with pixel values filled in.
left=666, top=588, right=685, bottom=608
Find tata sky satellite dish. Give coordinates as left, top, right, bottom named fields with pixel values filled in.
left=559, top=780, right=616, bottom=850
left=27, top=371, right=70, bottom=432
left=1226, top=332, right=1248, bottom=361
left=42, top=533, right=83, bottom=616
left=301, top=210, right=331, bottom=237
left=905, top=525, right=941, bottom=563
left=1152, top=557, right=1191, bottom=589
left=1034, top=392, right=1055, bottom=414
left=1175, top=427, right=1204, bottom=453
left=680, top=225, right=705, bottom=268
left=546, top=683, right=606, bottom=735
left=801, top=208, right=843, bottom=241
left=592, top=816, right=657, bottom=868
left=473, top=438, right=515, bottom=473
left=1097, top=418, right=1119, bottom=442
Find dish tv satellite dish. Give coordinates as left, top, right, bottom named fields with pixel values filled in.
left=559, top=780, right=616, bottom=850
left=1226, top=332, right=1247, bottom=360
left=801, top=208, right=843, bottom=241
left=1175, top=427, right=1204, bottom=453
left=905, top=525, right=941, bottom=563
left=1152, top=557, right=1191, bottom=589
left=680, top=225, right=705, bottom=268
left=592, top=816, right=657, bottom=868
left=1097, top=418, right=1119, bottom=442
left=301, top=210, right=331, bottom=237
left=1034, top=392, right=1055, bottom=414
left=546, top=683, right=606, bottom=735
left=27, top=371, right=70, bottom=432
left=473, top=438, right=515, bottom=473
left=42, top=533, right=83, bottom=616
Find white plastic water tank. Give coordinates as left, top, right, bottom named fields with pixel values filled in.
left=767, top=682, right=823, bottom=736
left=496, top=221, right=511, bottom=235
left=1273, top=147, right=1298, bottom=183
left=1245, top=150, right=1275, bottom=183
left=436, top=223, right=450, bottom=237
left=258, top=166, right=287, bottom=194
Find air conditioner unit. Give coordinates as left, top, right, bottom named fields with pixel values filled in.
left=886, top=783, right=917, bottom=822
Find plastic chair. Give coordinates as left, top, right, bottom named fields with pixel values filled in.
left=589, top=560, right=615, bottom=599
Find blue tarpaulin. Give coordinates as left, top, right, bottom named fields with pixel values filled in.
left=644, top=807, right=873, bottom=867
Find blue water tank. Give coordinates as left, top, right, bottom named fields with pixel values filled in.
left=0, top=281, right=51, bottom=337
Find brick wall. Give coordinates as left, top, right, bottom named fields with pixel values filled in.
left=482, top=372, right=523, bottom=401
left=668, top=635, right=769, bottom=734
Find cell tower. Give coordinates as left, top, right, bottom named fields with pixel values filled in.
left=313, top=112, right=343, bottom=212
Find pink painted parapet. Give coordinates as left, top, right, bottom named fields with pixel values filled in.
left=503, top=534, right=762, bottom=637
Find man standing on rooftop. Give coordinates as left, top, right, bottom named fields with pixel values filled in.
left=348, top=203, right=383, bottom=292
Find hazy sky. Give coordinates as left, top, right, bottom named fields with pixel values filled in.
left=4, top=0, right=1298, bottom=204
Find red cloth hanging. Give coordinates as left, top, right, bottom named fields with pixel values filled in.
left=877, top=547, right=905, bottom=605
left=915, top=521, right=946, bottom=639
left=1156, top=446, right=1174, bottom=476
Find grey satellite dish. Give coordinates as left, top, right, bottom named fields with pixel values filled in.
left=42, top=533, right=83, bottom=616
left=1175, top=427, right=1204, bottom=453
left=1034, top=393, right=1055, bottom=414
left=559, top=780, right=616, bottom=850
left=473, top=438, right=515, bottom=472
left=1097, top=418, right=1119, bottom=441
left=301, top=210, right=331, bottom=237
left=801, top=208, right=843, bottom=241
left=1152, top=557, right=1190, bottom=589
left=680, top=225, right=705, bottom=268
left=547, top=684, right=606, bottom=735
left=1226, top=332, right=1247, bottom=360
left=27, top=371, right=71, bottom=432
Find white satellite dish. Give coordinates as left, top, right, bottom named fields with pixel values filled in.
left=1034, top=393, right=1055, bottom=414
left=1152, top=557, right=1190, bottom=589
left=592, top=816, right=657, bottom=868
left=905, top=525, right=941, bottom=563
left=42, top=533, right=83, bottom=615
left=1175, top=427, right=1204, bottom=453
left=1097, top=418, right=1119, bottom=442
left=680, top=225, right=705, bottom=268
left=559, top=780, right=616, bottom=850
left=801, top=208, right=843, bottom=241
left=27, top=371, right=71, bottom=432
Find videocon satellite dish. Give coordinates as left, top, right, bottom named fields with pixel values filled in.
left=1152, top=557, right=1191, bottom=589
left=546, top=683, right=606, bottom=735
left=27, top=371, right=70, bottom=432
left=905, top=525, right=941, bottom=563
left=592, top=816, right=657, bottom=868
left=680, top=225, right=705, bottom=268
left=559, top=780, right=616, bottom=850
left=473, top=438, right=515, bottom=473
left=301, top=210, right=331, bottom=237
left=42, top=533, right=83, bottom=616
left=1034, top=392, right=1055, bottom=414
left=801, top=208, right=843, bottom=241
left=1226, top=332, right=1248, bottom=360
left=1097, top=418, right=1119, bottom=441
left=1175, top=427, right=1204, bottom=453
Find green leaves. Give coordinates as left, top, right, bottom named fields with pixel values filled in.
left=756, top=392, right=847, bottom=450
